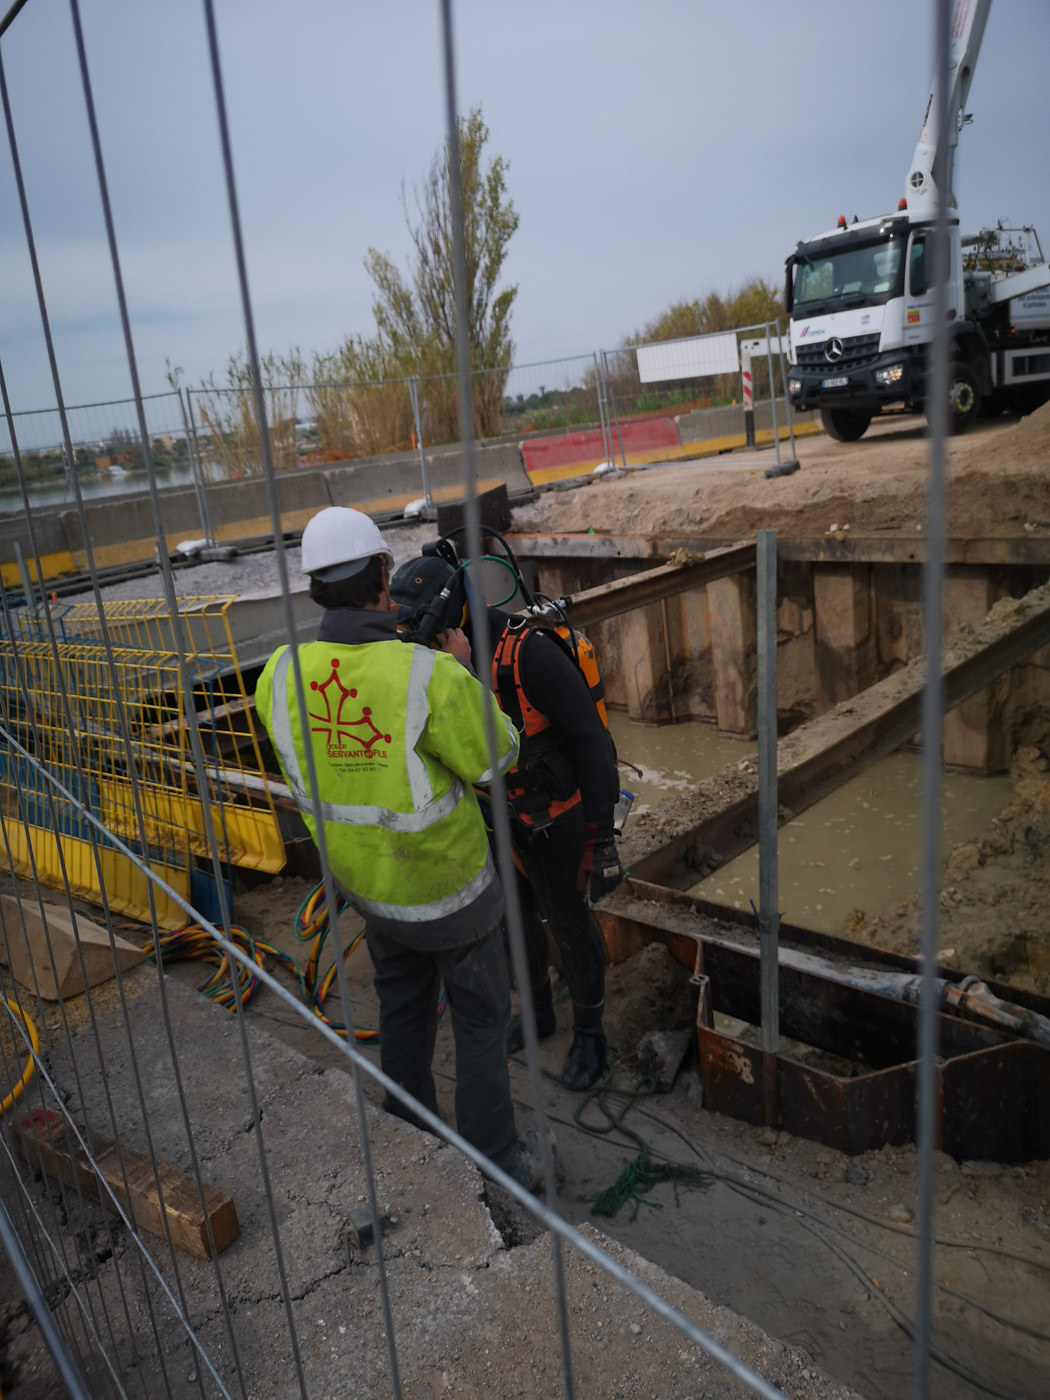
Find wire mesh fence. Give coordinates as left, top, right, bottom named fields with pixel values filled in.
left=0, top=333, right=800, bottom=525
left=0, top=393, right=193, bottom=514
left=184, top=351, right=604, bottom=479
left=0, top=0, right=994, bottom=1397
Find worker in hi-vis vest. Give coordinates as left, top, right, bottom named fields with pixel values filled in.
left=389, top=552, right=623, bottom=1093
left=255, top=506, right=540, bottom=1191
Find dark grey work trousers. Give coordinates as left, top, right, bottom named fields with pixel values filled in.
left=515, top=806, right=606, bottom=1009
left=363, top=920, right=518, bottom=1169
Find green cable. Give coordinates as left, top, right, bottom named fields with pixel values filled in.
left=571, top=1056, right=714, bottom=1220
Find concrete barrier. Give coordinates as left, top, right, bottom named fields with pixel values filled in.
left=60, top=490, right=204, bottom=572
left=676, top=400, right=819, bottom=452
left=206, top=469, right=331, bottom=542
left=325, top=439, right=531, bottom=517
left=2, top=402, right=822, bottom=587
left=0, top=511, right=75, bottom=589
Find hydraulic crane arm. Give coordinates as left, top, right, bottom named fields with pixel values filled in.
left=904, top=0, right=992, bottom=211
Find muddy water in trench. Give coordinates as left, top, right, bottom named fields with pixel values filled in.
left=607, top=710, right=1013, bottom=937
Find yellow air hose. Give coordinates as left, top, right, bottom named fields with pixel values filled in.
left=1, top=996, right=39, bottom=1118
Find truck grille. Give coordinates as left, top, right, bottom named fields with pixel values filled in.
left=796, top=332, right=881, bottom=372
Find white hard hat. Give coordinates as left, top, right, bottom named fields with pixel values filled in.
left=300, top=506, right=393, bottom=582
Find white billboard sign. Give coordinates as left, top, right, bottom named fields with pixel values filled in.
left=739, top=335, right=789, bottom=358
left=635, top=332, right=740, bottom=384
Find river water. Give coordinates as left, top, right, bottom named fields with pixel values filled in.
left=0, top=463, right=216, bottom=516
left=607, top=710, right=1013, bottom=937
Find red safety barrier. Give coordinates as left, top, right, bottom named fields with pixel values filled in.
left=521, top=415, right=678, bottom=479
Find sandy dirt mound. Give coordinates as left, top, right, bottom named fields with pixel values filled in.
left=517, top=403, right=1050, bottom=542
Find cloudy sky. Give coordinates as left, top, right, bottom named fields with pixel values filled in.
left=1, top=0, right=1048, bottom=423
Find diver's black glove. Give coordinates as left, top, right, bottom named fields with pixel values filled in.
left=580, top=834, right=624, bottom=903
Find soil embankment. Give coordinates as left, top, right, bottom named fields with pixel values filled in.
left=515, top=403, right=1050, bottom=541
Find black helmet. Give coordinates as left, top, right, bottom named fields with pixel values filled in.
left=389, top=555, right=468, bottom=644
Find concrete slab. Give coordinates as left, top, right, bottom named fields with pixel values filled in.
left=29, top=976, right=858, bottom=1399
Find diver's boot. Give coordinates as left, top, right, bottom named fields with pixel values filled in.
left=506, top=978, right=557, bottom=1055
left=561, top=1001, right=607, bottom=1090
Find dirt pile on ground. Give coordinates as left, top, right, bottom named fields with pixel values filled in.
left=856, top=743, right=1050, bottom=995
left=603, top=940, right=697, bottom=1061
left=516, top=406, right=1050, bottom=543
left=976, top=397, right=1050, bottom=468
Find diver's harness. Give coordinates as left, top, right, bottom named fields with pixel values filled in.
left=398, top=524, right=614, bottom=832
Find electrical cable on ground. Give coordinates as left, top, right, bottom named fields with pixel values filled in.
left=570, top=1058, right=714, bottom=1219
left=0, top=995, right=38, bottom=1117
left=627, top=1098, right=1050, bottom=1278
left=498, top=1055, right=1046, bottom=1400
left=142, top=879, right=451, bottom=1042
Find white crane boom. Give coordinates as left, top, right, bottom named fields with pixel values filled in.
left=904, top=0, right=992, bottom=212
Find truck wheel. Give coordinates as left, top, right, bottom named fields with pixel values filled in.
left=945, top=361, right=981, bottom=434
left=819, top=408, right=871, bottom=442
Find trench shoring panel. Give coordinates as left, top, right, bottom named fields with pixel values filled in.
left=596, top=889, right=1050, bottom=1162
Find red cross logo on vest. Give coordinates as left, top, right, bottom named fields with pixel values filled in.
left=308, top=659, right=392, bottom=750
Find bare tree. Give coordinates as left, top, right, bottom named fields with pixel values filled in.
left=363, top=105, right=518, bottom=438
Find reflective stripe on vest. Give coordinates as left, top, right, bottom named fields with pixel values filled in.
left=347, top=851, right=497, bottom=923
left=268, top=645, right=465, bottom=832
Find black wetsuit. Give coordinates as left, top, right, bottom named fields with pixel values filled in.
left=486, top=607, right=618, bottom=1010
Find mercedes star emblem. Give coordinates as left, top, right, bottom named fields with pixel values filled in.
left=824, top=338, right=844, bottom=363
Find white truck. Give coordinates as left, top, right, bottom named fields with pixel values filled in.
left=784, top=0, right=1050, bottom=440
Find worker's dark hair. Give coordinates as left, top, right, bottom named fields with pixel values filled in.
left=308, top=554, right=387, bottom=610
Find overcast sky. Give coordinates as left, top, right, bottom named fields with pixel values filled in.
left=1, top=0, right=1048, bottom=422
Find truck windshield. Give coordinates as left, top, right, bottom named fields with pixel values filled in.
left=794, top=235, right=905, bottom=309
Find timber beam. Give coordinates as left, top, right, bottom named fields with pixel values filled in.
left=619, top=581, right=1050, bottom=887
left=554, top=542, right=756, bottom=627
left=511, top=533, right=1050, bottom=568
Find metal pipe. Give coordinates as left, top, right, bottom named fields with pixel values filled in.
left=408, top=376, right=433, bottom=509
left=601, top=349, right=628, bottom=468
left=774, top=319, right=799, bottom=463
left=765, top=326, right=781, bottom=469
left=594, top=349, right=614, bottom=468
left=0, top=1193, right=93, bottom=1400
left=757, top=529, right=779, bottom=1060
left=177, top=387, right=215, bottom=547
left=915, top=3, right=952, bottom=1394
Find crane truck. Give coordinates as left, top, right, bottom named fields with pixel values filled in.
left=784, top=0, right=1050, bottom=440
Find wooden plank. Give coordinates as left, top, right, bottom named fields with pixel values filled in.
left=707, top=571, right=756, bottom=735
left=563, top=542, right=756, bottom=627
left=514, top=535, right=1050, bottom=568
left=623, top=582, right=1050, bottom=886
left=666, top=538, right=1050, bottom=567
left=12, top=1107, right=239, bottom=1260
left=148, top=694, right=251, bottom=742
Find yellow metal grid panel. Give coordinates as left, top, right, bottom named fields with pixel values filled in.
left=0, top=598, right=284, bottom=929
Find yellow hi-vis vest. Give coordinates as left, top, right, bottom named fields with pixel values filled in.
left=255, top=638, right=518, bottom=924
